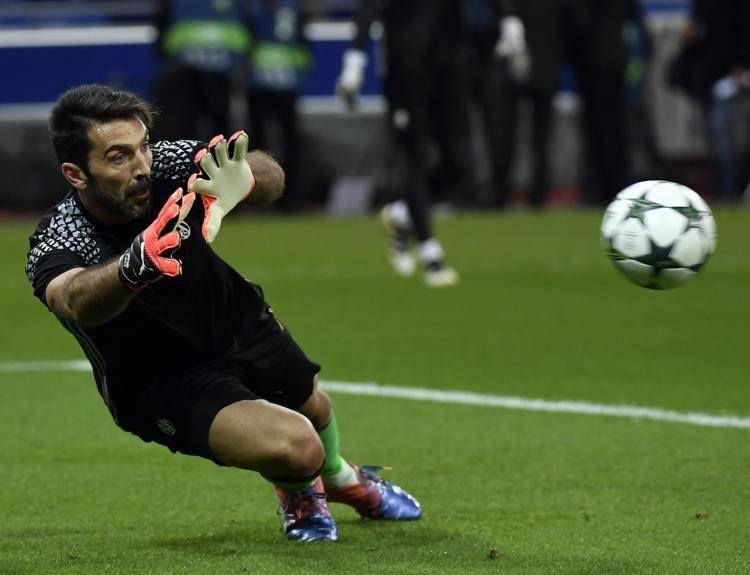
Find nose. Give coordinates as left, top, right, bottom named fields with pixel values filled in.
left=133, top=148, right=151, bottom=178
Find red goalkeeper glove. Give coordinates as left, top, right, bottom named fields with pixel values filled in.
left=118, top=188, right=195, bottom=289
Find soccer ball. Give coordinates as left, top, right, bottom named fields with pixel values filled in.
left=600, top=180, right=717, bottom=290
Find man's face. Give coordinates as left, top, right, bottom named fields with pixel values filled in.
left=83, top=117, right=154, bottom=223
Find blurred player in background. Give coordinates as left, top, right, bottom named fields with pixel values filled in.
left=245, top=0, right=312, bottom=212
left=468, top=0, right=564, bottom=209
left=26, top=85, right=421, bottom=542
left=686, top=0, right=750, bottom=202
left=568, top=0, right=640, bottom=205
left=151, top=0, right=250, bottom=140
left=336, top=0, right=481, bottom=287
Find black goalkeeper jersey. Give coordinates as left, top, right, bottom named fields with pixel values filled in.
left=26, top=140, right=266, bottom=416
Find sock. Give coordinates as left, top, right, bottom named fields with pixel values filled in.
left=389, top=200, right=412, bottom=228
left=318, top=413, right=358, bottom=488
left=419, top=238, right=444, bottom=264
left=273, top=478, right=315, bottom=492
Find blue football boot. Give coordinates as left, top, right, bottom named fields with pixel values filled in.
left=326, top=465, right=422, bottom=520
left=275, top=477, right=339, bottom=541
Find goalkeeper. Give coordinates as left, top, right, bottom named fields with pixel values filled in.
left=25, top=85, right=420, bottom=542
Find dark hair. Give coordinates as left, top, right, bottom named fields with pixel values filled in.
left=49, top=84, right=156, bottom=173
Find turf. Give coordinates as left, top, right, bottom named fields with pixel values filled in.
left=1, top=208, right=748, bottom=574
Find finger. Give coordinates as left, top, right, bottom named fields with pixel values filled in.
left=156, top=229, right=180, bottom=253
left=153, top=188, right=182, bottom=234
left=194, top=148, right=208, bottom=170
left=198, top=148, right=219, bottom=179
left=187, top=173, right=213, bottom=196
left=154, top=255, right=181, bottom=277
left=165, top=187, right=183, bottom=206
left=186, top=173, right=198, bottom=192
left=210, top=136, right=229, bottom=166
left=176, top=191, right=195, bottom=227
left=228, top=130, right=248, bottom=160
left=204, top=210, right=222, bottom=243
left=208, top=134, right=224, bottom=149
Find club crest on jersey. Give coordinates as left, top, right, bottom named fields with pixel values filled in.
left=157, top=418, right=177, bottom=436
left=176, top=221, right=191, bottom=240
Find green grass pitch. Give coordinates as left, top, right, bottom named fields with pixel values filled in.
left=1, top=208, right=748, bottom=574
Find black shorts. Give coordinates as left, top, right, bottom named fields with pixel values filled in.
left=115, top=306, right=320, bottom=462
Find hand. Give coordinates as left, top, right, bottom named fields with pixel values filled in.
left=118, top=188, right=195, bottom=289
left=336, top=49, right=367, bottom=109
left=188, top=130, right=256, bottom=243
left=495, top=16, right=527, bottom=57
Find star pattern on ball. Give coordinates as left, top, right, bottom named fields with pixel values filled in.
left=626, top=198, right=661, bottom=223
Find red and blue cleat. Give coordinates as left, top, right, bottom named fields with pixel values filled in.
left=326, top=465, right=422, bottom=520
left=275, top=477, right=339, bottom=542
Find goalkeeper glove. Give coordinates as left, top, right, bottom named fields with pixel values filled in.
left=336, top=49, right=367, bottom=109
left=495, top=16, right=531, bottom=81
left=189, top=130, right=256, bottom=243
left=495, top=16, right=527, bottom=57
left=118, top=188, right=195, bottom=289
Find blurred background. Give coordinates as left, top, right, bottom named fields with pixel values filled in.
left=1, top=0, right=748, bottom=215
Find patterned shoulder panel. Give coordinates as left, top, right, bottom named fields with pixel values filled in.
left=151, top=140, right=203, bottom=188
left=26, top=195, right=103, bottom=283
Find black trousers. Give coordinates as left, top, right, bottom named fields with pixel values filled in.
left=577, top=68, right=630, bottom=205
left=384, top=52, right=473, bottom=240
left=383, top=58, right=434, bottom=242
left=487, top=66, right=554, bottom=208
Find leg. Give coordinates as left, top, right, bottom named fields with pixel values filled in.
left=384, top=60, right=434, bottom=244
left=223, top=306, right=421, bottom=526
left=430, top=57, right=476, bottom=207
left=294, top=380, right=422, bottom=521
left=583, top=71, right=629, bottom=204
left=596, top=73, right=630, bottom=204
left=276, top=90, right=303, bottom=211
left=207, top=397, right=338, bottom=542
left=528, top=89, right=554, bottom=208
left=709, top=95, right=737, bottom=201
left=208, top=399, right=323, bottom=481
left=295, top=375, right=331, bottom=429
left=486, top=62, right=521, bottom=208
left=391, top=64, right=459, bottom=287
left=379, top=66, right=455, bottom=285
left=296, top=378, right=353, bottom=482
left=201, top=315, right=337, bottom=542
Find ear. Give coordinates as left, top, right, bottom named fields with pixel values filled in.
left=61, top=162, right=88, bottom=190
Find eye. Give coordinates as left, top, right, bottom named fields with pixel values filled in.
left=112, top=153, right=127, bottom=164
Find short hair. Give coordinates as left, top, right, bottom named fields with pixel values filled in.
left=49, top=84, right=156, bottom=172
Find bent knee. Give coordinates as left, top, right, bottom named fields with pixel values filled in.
left=209, top=400, right=324, bottom=477
left=271, top=419, right=325, bottom=479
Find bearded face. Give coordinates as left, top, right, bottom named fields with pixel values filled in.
left=67, top=117, right=154, bottom=225
left=87, top=173, right=153, bottom=221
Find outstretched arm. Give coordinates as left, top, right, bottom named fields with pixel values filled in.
left=46, top=188, right=194, bottom=326
left=46, top=262, right=135, bottom=327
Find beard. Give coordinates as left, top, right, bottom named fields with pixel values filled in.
left=90, top=176, right=153, bottom=221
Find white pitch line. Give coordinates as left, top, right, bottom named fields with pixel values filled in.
left=0, top=360, right=91, bottom=372
left=321, top=381, right=750, bottom=430
left=2, top=361, right=748, bottom=430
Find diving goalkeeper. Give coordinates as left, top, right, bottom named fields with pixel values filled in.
left=25, top=84, right=420, bottom=542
